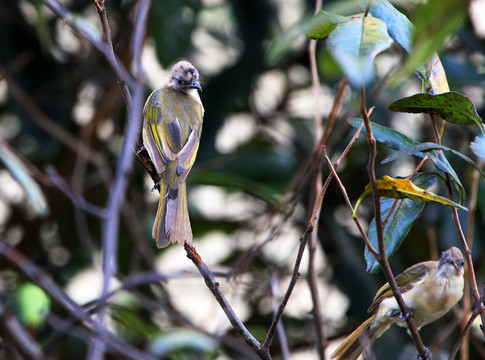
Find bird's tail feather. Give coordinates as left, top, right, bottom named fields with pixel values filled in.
left=153, top=182, right=192, bottom=248
left=153, top=182, right=170, bottom=248
left=166, top=182, right=192, bottom=245
left=331, top=313, right=390, bottom=360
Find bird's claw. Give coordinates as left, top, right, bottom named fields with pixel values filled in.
left=136, top=146, right=146, bottom=155
left=400, top=309, right=413, bottom=321
left=416, top=348, right=432, bottom=360
left=152, top=180, right=161, bottom=191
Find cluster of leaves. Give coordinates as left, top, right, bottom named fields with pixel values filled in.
left=1, top=0, right=485, bottom=359
left=306, top=0, right=483, bottom=276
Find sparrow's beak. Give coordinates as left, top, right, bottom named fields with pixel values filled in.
left=190, top=80, right=202, bottom=92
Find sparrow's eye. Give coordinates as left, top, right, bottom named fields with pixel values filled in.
left=177, top=78, right=183, bottom=85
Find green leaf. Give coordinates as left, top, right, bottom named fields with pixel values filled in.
left=17, top=284, right=50, bottom=328
left=382, top=142, right=485, bottom=180
left=389, top=92, right=484, bottom=133
left=326, top=14, right=393, bottom=87
left=348, top=118, right=465, bottom=203
left=349, top=118, right=417, bottom=150
left=305, top=11, right=347, bottom=40
left=365, top=173, right=436, bottom=273
left=359, top=0, right=412, bottom=52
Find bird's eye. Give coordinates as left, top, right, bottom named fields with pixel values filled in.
left=177, top=78, right=183, bottom=85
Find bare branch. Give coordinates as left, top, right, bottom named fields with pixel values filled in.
left=184, top=243, right=271, bottom=359
left=0, top=298, right=44, bottom=360
left=269, top=273, right=291, bottom=360
left=46, top=166, right=106, bottom=218
left=42, top=0, right=134, bottom=105
left=360, top=89, right=429, bottom=359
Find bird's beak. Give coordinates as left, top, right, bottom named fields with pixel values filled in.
left=190, top=80, right=202, bottom=92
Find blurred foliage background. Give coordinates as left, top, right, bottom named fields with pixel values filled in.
left=1, top=0, right=485, bottom=359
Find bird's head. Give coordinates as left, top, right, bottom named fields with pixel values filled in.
left=438, top=246, right=465, bottom=275
left=168, top=61, right=202, bottom=93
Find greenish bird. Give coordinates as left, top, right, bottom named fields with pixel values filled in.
left=331, top=247, right=464, bottom=360
left=142, top=61, right=204, bottom=248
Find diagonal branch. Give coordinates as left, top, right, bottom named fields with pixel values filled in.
left=360, top=89, right=429, bottom=359
left=42, top=0, right=134, bottom=105
left=184, top=243, right=271, bottom=360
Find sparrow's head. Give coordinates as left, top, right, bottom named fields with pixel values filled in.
left=168, top=61, right=202, bottom=93
left=439, top=246, right=465, bottom=273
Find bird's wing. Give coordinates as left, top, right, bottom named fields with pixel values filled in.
left=143, top=89, right=203, bottom=180
left=368, top=263, right=430, bottom=312
left=177, top=129, right=200, bottom=181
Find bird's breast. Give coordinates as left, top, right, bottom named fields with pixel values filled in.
left=376, top=272, right=464, bottom=329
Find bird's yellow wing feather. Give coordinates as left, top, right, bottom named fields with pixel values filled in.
left=368, top=262, right=430, bottom=312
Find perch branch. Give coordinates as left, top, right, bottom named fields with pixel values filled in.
left=184, top=243, right=271, bottom=359
left=360, top=89, right=429, bottom=359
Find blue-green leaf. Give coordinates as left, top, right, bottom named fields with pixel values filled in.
left=365, top=173, right=437, bottom=273
left=382, top=142, right=485, bottom=180
left=359, top=0, right=412, bottom=52
left=348, top=118, right=464, bottom=202
left=326, top=14, right=393, bottom=87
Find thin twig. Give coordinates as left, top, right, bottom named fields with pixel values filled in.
left=306, top=0, right=334, bottom=352
left=0, top=298, right=44, bottom=360
left=89, top=0, right=150, bottom=358
left=131, top=0, right=150, bottom=81
left=262, top=233, right=307, bottom=354
left=360, top=89, right=430, bottom=359
left=263, top=120, right=364, bottom=353
left=0, top=64, right=111, bottom=182
left=269, top=273, right=291, bottom=360
left=46, top=166, right=106, bottom=218
left=449, top=286, right=485, bottom=359
left=184, top=243, right=271, bottom=360
left=42, top=0, right=134, bottom=103
left=459, top=160, right=482, bottom=359
left=323, top=149, right=377, bottom=257
left=445, top=176, right=485, bottom=334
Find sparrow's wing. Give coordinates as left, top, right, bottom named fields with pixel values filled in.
left=143, top=89, right=203, bottom=175
left=368, top=262, right=430, bottom=312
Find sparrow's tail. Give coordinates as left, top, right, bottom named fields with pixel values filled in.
left=152, top=181, right=192, bottom=248
left=331, top=313, right=390, bottom=360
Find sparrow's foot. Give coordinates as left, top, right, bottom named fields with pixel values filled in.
left=390, top=308, right=414, bottom=320
left=416, top=347, right=432, bottom=360
left=151, top=180, right=161, bottom=191
left=400, top=309, right=414, bottom=321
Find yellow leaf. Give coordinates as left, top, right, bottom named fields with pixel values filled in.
left=353, top=176, right=467, bottom=217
